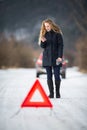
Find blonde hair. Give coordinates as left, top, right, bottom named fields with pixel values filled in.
left=38, top=19, right=62, bottom=45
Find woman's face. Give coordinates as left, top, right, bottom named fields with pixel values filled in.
left=44, top=22, right=51, bottom=32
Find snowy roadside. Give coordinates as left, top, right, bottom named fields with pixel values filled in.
left=0, top=67, right=87, bottom=130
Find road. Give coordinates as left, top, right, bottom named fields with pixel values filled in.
left=0, top=67, right=87, bottom=130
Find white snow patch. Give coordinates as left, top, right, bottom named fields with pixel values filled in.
left=30, top=89, right=44, bottom=102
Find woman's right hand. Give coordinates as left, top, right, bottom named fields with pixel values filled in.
left=41, top=37, right=47, bottom=42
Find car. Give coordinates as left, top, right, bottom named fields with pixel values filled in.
left=36, top=53, right=67, bottom=78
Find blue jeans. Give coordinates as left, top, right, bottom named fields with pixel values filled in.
left=45, top=66, right=61, bottom=81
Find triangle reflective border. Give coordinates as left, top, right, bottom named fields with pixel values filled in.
left=21, top=79, right=53, bottom=108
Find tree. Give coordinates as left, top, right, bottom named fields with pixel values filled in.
left=69, top=0, right=87, bottom=71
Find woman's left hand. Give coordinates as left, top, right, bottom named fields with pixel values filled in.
left=57, top=57, right=62, bottom=62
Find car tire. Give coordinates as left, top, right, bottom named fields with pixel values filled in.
left=62, top=72, right=66, bottom=79
left=36, top=72, right=40, bottom=78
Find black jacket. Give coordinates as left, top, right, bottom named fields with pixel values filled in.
left=40, top=30, right=63, bottom=67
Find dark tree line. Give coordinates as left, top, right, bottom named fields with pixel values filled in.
left=68, top=0, right=87, bottom=72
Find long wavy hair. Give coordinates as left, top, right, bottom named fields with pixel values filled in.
left=38, top=19, right=62, bottom=45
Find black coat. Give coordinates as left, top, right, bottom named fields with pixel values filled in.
left=40, top=30, right=63, bottom=67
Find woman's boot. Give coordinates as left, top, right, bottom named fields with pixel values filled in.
left=55, top=80, right=61, bottom=98
left=47, top=79, right=54, bottom=98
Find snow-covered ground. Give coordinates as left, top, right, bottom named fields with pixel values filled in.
left=0, top=67, right=87, bottom=130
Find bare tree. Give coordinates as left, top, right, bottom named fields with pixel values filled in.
left=68, top=0, right=87, bottom=71
left=69, top=0, right=87, bottom=35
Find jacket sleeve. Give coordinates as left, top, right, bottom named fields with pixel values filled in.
left=57, top=33, right=64, bottom=58
left=40, top=40, right=47, bottom=48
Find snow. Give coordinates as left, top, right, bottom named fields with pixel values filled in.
left=30, top=89, right=45, bottom=102
left=0, top=67, right=87, bottom=130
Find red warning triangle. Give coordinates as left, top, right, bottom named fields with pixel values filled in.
left=21, top=79, right=53, bottom=108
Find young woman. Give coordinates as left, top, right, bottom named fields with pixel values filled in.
left=38, top=19, right=64, bottom=98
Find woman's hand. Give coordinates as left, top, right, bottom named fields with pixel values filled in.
left=41, top=37, right=47, bottom=42
left=56, top=57, right=62, bottom=62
